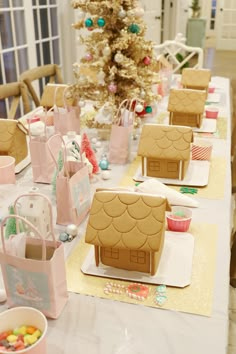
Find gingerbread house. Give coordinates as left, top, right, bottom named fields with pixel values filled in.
left=137, top=124, right=193, bottom=180
left=168, top=88, right=206, bottom=128
left=85, top=190, right=171, bottom=276
left=181, top=68, right=211, bottom=91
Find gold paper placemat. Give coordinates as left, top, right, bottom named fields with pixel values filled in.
left=120, top=156, right=226, bottom=200
left=156, top=112, right=227, bottom=140
left=66, top=223, right=217, bottom=317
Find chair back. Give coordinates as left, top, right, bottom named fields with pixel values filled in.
left=153, top=40, right=204, bottom=74
left=19, top=64, right=63, bottom=109
left=0, top=82, right=29, bottom=119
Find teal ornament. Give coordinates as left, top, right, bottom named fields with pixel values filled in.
left=145, top=105, right=152, bottom=113
left=99, top=155, right=109, bottom=170
left=97, top=17, right=106, bottom=27
left=85, top=18, right=93, bottom=27
left=128, top=23, right=140, bottom=34
left=59, top=232, right=69, bottom=242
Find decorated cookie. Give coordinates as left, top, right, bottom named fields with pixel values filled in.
left=126, top=283, right=149, bottom=301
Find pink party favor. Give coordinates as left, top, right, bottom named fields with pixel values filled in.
left=0, top=156, right=15, bottom=184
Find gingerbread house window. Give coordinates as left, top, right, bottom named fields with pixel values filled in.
left=130, top=250, right=146, bottom=264
left=167, top=162, right=178, bottom=172
left=148, top=161, right=160, bottom=171
left=104, top=247, right=119, bottom=259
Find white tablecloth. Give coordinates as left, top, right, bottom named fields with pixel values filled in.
left=0, top=76, right=232, bottom=354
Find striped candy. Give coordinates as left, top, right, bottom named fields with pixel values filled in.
left=192, top=143, right=212, bottom=161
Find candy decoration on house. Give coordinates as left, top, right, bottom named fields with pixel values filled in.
left=80, top=133, right=99, bottom=174
left=71, top=0, right=157, bottom=117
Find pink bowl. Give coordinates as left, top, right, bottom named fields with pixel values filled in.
left=205, top=107, right=219, bottom=119
left=166, top=206, right=192, bottom=232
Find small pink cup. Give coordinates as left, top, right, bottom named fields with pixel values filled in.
left=205, top=107, right=219, bottom=119
left=166, top=206, right=192, bottom=232
left=0, top=156, right=16, bottom=184
left=208, top=86, right=215, bottom=93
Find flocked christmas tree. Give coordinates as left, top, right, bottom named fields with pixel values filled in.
left=71, top=0, right=157, bottom=120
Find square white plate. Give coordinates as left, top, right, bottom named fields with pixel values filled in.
left=81, top=232, right=195, bottom=288
left=133, top=160, right=210, bottom=187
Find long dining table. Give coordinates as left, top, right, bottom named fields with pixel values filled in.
left=0, top=75, right=232, bottom=354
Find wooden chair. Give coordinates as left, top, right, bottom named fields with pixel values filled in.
left=0, top=82, right=30, bottom=119
left=153, top=40, right=204, bottom=74
left=19, top=64, right=63, bottom=109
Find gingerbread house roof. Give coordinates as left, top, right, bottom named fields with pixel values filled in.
left=167, top=88, right=206, bottom=114
left=181, top=68, right=211, bottom=88
left=137, top=124, right=193, bottom=161
left=85, top=191, right=170, bottom=252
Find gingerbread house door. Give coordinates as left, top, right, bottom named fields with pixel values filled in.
left=147, top=158, right=180, bottom=179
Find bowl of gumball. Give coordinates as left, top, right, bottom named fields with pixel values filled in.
left=166, top=206, right=192, bottom=232
left=0, top=307, right=47, bottom=353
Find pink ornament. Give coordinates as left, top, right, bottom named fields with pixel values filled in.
left=108, top=83, right=117, bottom=93
left=84, top=53, right=93, bottom=61
left=143, top=56, right=151, bottom=65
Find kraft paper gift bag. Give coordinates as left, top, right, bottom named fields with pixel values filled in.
left=53, top=85, right=80, bottom=136
left=0, top=118, right=28, bottom=165
left=108, top=99, right=137, bottom=164
left=48, top=134, right=91, bottom=226
left=28, top=108, right=61, bottom=184
left=0, top=214, right=68, bottom=319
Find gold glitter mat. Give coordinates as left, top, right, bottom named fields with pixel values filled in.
left=66, top=223, right=217, bottom=317
left=156, top=112, right=227, bottom=140
left=120, top=156, right=226, bottom=200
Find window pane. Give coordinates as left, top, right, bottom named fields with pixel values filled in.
left=50, top=8, right=58, bottom=36
left=33, top=0, right=37, bottom=5
left=39, top=0, right=47, bottom=5
left=33, top=9, right=39, bottom=40
left=40, top=8, right=49, bottom=38
left=0, top=59, right=3, bottom=84
left=1, top=0, right=9, bottom=7
left=14, top=10, right=26, bottom=45
left=50, top=0, right=57, bottom=4
left=3, top=51, right=17, bottom=82
left=18, top=48, right=29, bottom=73
left=12, top=0, right=23, bottom=6
left=43, top=41, right=50, bottom=64
left=210, top=20, right=215, bottom=30
left=52, top=39, right=60, bottom=64
left=0, top=100, right=7, bottom=118
left=0, top=12, right=14, bottom=49
left=36, top=43, right=41, bottom=66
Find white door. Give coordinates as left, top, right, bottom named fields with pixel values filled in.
left=216, top=0, right=236, bottom=50
left=141, top=0, right=162, bottom=43
left=176, top=0, right=190, bottom=39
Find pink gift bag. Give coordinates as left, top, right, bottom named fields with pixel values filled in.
left=108, top=99, right=139, bottom=164
left=0, top=213, right=68, bottom=319
left=53, top=86, right=80, bottom=135
left=48, top=134, right=91, bottom=226
left=29, top=108, right=61, bottom=184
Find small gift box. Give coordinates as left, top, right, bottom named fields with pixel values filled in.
left=191, top=140, right=213, bottom=161
left=205, top=107, right=219, bottom=119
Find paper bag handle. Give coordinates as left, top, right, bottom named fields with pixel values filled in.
left=53, top=85, right=71, bottom=111
left=47, top=133, right=84, bottom=178
left=1, top=214, right=47, bottom=260
left=13, top=193, right=57, bottom=247
left=114, top=98, right=144, bottom=125
left=28, top=107, right=51, bottom=140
